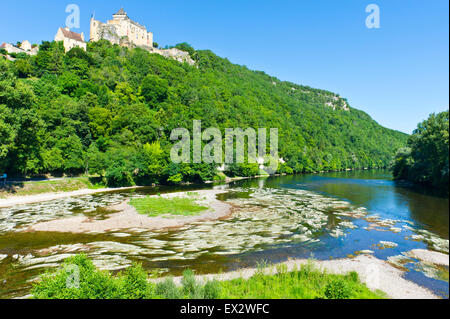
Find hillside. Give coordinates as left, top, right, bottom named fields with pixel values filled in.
left=0, top=40, right=408, bottom=186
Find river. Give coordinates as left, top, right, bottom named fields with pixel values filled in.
left=0, top=170, right=448, bottom=298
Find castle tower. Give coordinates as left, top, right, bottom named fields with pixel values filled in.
left=112, top=8, right=128, bottom=20
left=90, top=16, right=99, bottom=42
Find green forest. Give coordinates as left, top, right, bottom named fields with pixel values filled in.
left=393, top=111, right=449, bottom=194
left=0, top=40, right=408, bottom=186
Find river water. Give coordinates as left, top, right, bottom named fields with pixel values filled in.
left=0, top=170, right=448, bottom=298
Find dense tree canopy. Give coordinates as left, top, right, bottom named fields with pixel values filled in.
left=0, top=40, right=407, bottom=186
left=393, top=111, right=449, bottom=194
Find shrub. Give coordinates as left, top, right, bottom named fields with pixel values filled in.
left=32, top=254, right=153, bottom=299
left=324, top=278, right=351, bottom=299
left=118, top=263, right=153, bottom=299
left=32, top=255, right=384, bottom=300
left=347, top=271, right=359, bottom=283
left=32, top=254, right=119, bottom=299
left=202, top=280, right=221, bottom=299
left=181, top=269, right=203, bottom=298
left=155, top=278, right=182, bottom=299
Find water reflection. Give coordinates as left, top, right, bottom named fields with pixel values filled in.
left=393, top=187, right=449, bottom=239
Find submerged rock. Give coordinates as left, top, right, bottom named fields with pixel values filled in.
left=378, top=241, right=398, bottom=249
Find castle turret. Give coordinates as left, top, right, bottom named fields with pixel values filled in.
left=112, top=8, right=128, bottom=20
left=90, top=16, right=100, bottom=42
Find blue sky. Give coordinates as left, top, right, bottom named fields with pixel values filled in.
left=1, top=0, right=448, bottom=134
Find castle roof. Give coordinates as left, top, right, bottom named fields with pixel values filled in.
left=59, top=28, right=84, bottom=42
left=114, top=8, right=127, bottom=16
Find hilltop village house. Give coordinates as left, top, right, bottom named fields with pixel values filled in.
left=54, top=27, right=87, bottom=52
left=90, top=8, right=153, bottom=48
left=0, top=40, right=39, bottom=56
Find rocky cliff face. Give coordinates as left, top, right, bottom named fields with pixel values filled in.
left=97, top=25, right=122, bottom=45
left=150, top=47, right=196, bottom=66
left=92, top=23, right=195, bottom=65
left=325, top=95, right=350, bottom=111
left=285, top=84, right=350, bottom=111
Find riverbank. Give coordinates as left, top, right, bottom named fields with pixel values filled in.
left=31, top=250, right=447, bottom=299
left=0, top=185, right=144, bottom=208
left=31, top=254, right=385, bottom=299
left=27, top=189, right=233, bottom=233
left=0, top=169, right=384, bottom=208
left=158, top=251, right=447, bottom=299
left=0, top=177, right=104, bottom=200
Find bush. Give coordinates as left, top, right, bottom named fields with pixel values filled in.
left=278, top=163, right=294, bottom=175
left=32, top=255, right=384, bottom=300
left=181, top=269, right=203, bottom=298
left=32, top=255, right=152, bottom=299
left=202, top=280, right=221, bottom=299
left=33, top=254, right=118, bottom=299
left=226, top=162, right=259, bottom=177
left=118, top=263, right=153, bottom=299
left=155, top=278, right=182, bottom=299
left=324, top=279, right=351, bottom=299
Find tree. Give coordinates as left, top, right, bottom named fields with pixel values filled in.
left=58, top=71, right=80, bottom=95
left=134, top=142, right=166, bottom=184
left=88, top=107, right=112, bottom=139
left=86, top=144, right=106, bottom=176
left=393, top=111, right=449, bottom=194
left=139, top=74, right=168, bottom=107
left=392, top=147, right=412, bottom=180
left=174, top=43, right=196, bottom=59
left=0, top=39, right=409, bottom=183
left=14, top=58, right=33, bottom=78
left=0, top=105, right=16, bottom=170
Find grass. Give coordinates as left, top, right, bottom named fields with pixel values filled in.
left=0, top=177, right=105, bottom=199
left=216, top=263, right=386, bottom=299
left=32, top=255, right=387, bottom=299
left=129, top=194, right=209, bottom=217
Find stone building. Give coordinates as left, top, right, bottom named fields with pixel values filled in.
left=90, top=8, right=153, bottom=48
left=0, top=41, right=39, bottom=56
left=89, top=8, right=195, bottom=65
left=54, top=27, right=86, bottom=52
left=0, top=43, right=23, bottom=54
left=20, top=40, right=32, bottom=52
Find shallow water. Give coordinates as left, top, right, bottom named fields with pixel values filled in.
left=0, top=170, right=448, bottom=298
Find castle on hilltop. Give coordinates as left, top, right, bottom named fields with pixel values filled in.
left=2, top=8, right=195, bottom=65
left=89, top=8, right=195, bottom=65
left=90, top=8, right=153, bottom=48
